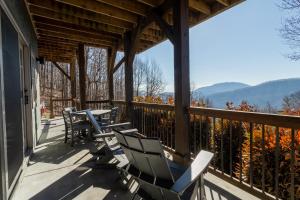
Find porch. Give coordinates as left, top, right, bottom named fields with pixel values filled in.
left=12, top=118, right=259, bottom=200
left=11, top=0, right=298, bottom=199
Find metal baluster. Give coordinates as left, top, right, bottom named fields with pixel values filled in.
left=239, top=121, right=242, bottom=183
left=249, top=122, right=253, bottom=187
left=213, top=117, right=216, bottom=170
left=166, top=111, right=169, bottom=146
left=262, top=125, right=265, bottom=193
left=275, top=127, right=280, bottom=198
left=149, top=108, right=152, bottom=137
left=163, top=110, right=168, bottom=146
left=291, top=128, right=295, bottom=200
left=140, top=106, right=143, bottom=132
left=142, top=107, right=145, bottom=135
left=229, top=121, right=233, bottom=178
left=155, top=109, right=158, bottom=138
left=221, top=119, right=224, bottom=173
left=171, top=111, right=174, bottom=149
left=160, top=110, right=163, bottom=142
left=206, top=117, right=209, bottom=150
left=199, top=116, right=202, bottom=152
left=193, top=114, right=196, bottom=154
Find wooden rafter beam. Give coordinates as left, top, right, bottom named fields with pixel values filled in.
left=189, top=0, right=211, bottom=15
left=54, top=0, right=138, bottom=23
left=36, top=29, right=115, bottom=48
left=113, top=56, right=125, bottom=73
left=95, top=0, right=149, bottom=16
left=30, top=5, right=125, bottom=35
left=152, top=12, right=174, bottom=44
left=39, top=46, right=76, bottom=52
left=39, top=52, right=75, bottom=58
left=39, top=37, right=79, bottom=46
left=216, top=0, right=229, bottom=6
left=138, top=0, right=211, bottom=15
left=39, top=48, right=76, bottom=54
left=52, top=62, right=71, bottom=80
left=38, top=46, right=76, bottom=53
left=38, top=35, right=109, bottom=49
left=121, top=0, right=173, bottom=55
left=35, top=17, right=162, bottom=47
left=27, top=0, right=133, bottom=29
left=38, top=40, right=77, bottom=48
left=137, top=0, right=163, bottom=7
left=34, top=21, right=119, bottom=41
left=43, top=56, right=72, bottom=63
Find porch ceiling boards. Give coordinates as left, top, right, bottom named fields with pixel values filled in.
left=25, top=0, right=243, bottom=63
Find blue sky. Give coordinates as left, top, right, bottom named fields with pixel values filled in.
left=138, top=0, right=300, bottom=92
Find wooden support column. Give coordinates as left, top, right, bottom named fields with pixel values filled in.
left=173, top=0, right=190, bottom=163
left=78, top=43, right=87, bottom=110
left=107, top=47, right=117, bottom=104
left=124, top=31, right=135, bottom=120
left=49, top=63, right=54, bottom=118
left=70, top=57, right=76, bottom=107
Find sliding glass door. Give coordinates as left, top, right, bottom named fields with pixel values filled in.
left=1, top=9, right=24, bottom=192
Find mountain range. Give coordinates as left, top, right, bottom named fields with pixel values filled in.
left=160, top=78, right=300, bottom=109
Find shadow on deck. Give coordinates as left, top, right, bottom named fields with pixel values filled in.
left=12, top=119, right=259, bottom=200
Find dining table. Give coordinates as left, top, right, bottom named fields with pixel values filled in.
left=72, top=109, right=112, bottom=139
left=73, top=109, right=111, bottom=117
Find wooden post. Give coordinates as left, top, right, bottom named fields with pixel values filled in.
left=78, top=43, right=87, bottom=110
left=70, top=58, right=76, bottom=107
left=49, top=63, right=54, bottom=118
left=107, top=47, right=117, bottom=104
left=124, top=31, right=135, bottom=120
left=173, top=0, right=190, bottom=163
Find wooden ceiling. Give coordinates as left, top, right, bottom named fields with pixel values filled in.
left=25, top=0, right=243, bottom=63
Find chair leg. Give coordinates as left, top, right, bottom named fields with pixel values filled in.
left=71, top=129, right=74, bottom=147
left=199, top=174, right=205, bottom=200
left=64, top=126, right=68, bottom=143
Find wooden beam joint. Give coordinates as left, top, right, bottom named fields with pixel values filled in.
left=52, top=62, right=71, bottom=80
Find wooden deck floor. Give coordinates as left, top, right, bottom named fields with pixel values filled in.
left=12, top=118, right=260, bottom=200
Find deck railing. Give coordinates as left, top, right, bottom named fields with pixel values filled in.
left=86, top=100, right=111, bottom=110
left=110, top=100, right=299, bottom=200
left=49, top=98, right=73, bottom=117
left=189, top=107, right=299, bottom=200
left=132, top=102, right=175, bottom=148
left=53, top=99, right=298, bottom=199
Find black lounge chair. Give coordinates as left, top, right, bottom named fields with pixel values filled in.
left=114, top=130, right=214, bottom=200
left=85, top=110, right=137, bottom=167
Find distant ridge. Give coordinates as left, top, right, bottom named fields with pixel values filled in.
left=159, top=82, right=249, bottom=102
left=193, top=82, right=250, bottom=99
left=207, top=78, right=300, bottom=109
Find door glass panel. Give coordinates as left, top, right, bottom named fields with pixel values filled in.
left=1, top=10, right=23, bottom=188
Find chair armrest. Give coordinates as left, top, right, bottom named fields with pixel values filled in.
left=103, top=122, right=131, bottom=129
left=94, top=132, right=115, bottom=138
left=171, top=150, right=213, bottom=195
left=119, top=128, right=138, bottom=134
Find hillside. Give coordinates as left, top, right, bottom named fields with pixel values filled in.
left=160, top=82, right=249, bottom=101
left=207, top=78, right=300, bottom=109
left=193, top=82, right=249, bottom=99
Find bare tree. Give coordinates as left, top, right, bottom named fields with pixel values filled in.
left=282, top=91, right=300, bottom=111
left=190, top=81, right=197, bottom=101
left=133, top=57, right=146, bottom=96
left=113, top=53, right=125, bottom=100
left=262, top=102, right=277, bottom=113
left=86, top=47, right=107, bottom=100
left=144, top=59, right=165, bottom=96
left=280, top=0, right=300, bottom=60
